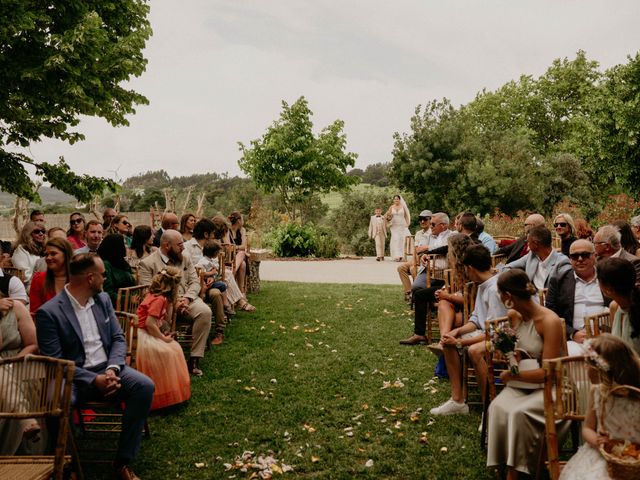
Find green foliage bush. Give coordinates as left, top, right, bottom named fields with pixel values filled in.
left=268, top=222, right=339, bottom=258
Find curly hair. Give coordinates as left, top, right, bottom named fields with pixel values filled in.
left=447, top=233, right=474, bottom=285
left=149, top=266, right=182, bottom=301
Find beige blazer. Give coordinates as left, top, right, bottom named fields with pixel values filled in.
left=138, top=250, right=200, bottom=300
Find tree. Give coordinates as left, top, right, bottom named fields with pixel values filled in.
left=0, top=1, right=152, bottom=202
left=362, top=162, right=391, bottom=186
left=238, top=96, right=359, bottom=222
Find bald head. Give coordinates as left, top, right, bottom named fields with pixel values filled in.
left=569, top=239, right=594, bottom=254
left=524, top=214, right=545, bottom=233
left=160, top=229, right=182, bottom=245
left=569, top=238, right=596, bottom=279
left=161, top=212, right=180, bottom=230
left=160, top=229, right=184, bottom=263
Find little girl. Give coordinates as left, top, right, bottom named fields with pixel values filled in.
left=559, top=334, right=640, bottom=480
left=195, top=239, right=232, bottom=314
left=136, top=267, right=191, bottom=410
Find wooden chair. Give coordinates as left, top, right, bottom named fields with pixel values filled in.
left=539, top=288, right=548, bottom=306
left=403, top=235, right=414, bottom=265
left=552, top=236, right=562, bottom=251
left=490, top=253, right=508, bottom=269
left=584, top=312, right=612, bottom=338
left=460, top=281, right=481, bottom=405
left=543, top=355, right=591, bottom=480
left=222, top=243, right=236, bottom=273
left=423, top=254, right=448, bottom=343
left=115, top=284, right=150, bottom=315
left=2, top=266, right=26, bottom=283
left=0, top=355, right=75, bottom=480
left=492, top=235, right=517, bottom=243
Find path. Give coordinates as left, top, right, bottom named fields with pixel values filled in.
left=260, top=256, right=402, bottom=285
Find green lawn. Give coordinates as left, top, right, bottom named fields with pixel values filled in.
left=85, top=282, right=494, bottom=479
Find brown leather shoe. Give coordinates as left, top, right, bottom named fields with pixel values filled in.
left=114, top=464, right=140, bottom=480
left=399, top=334, right=428, bottom=345
left=211, top=333, right=224, bottom=346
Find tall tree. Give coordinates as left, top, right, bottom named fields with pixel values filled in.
left=0, top=1, right=152, bottom=202
left=238, top=96, right=359, bottom=222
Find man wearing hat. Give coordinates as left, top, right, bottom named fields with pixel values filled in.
left=397, top=210, right=433, bottom=302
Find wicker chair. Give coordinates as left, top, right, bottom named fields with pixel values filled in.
left=543, top=355, right=591, bottom=480
left=423, top=253, right=448, bottom=343
left=0, top=355, right=75, bottom=480
left=403, top=235, right=414, bottom=267
left=490, top=253, right=508, bottom=269
left=584, top=312, right=612, bottom=338
left=460, top=281, right=480, bottom=406
left=115, top=284, right=150, bottom=315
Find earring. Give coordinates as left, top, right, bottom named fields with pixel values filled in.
left=504, top=298, right=514, bottom=309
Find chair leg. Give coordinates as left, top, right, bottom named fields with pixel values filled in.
left=67, top=422, right=86, bottom=480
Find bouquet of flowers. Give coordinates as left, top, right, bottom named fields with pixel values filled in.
left=490, top=324, right=519, bottom=375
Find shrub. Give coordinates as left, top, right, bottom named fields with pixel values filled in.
left=270, top=222, right=317, bottom=257
left=314, top=227, right=340, bottom=258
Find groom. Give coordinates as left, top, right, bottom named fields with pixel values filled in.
left=36, top=253, right=154, bottom=480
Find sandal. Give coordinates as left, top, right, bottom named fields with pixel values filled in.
left=240, top=302, right=256, bottom=312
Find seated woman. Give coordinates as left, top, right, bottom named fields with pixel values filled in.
left=66, top=212, right=86, bottom=250
left=487, top=269, right=566, bottom=480
left=227, top=212, right=249, bottom=294
left=553, top=213, right=577, bottom=256
left=29, top=238, right=74, bottom=315
left=98, top=234, right=136, bottom=307
left=559, top=334, right=640, bottom=480
left=0, top=297, right=40, bottom=454
left=127, top=225, right=157, bottom=269
left=613, top=220, right=640, bottom=257
left=597, top=257, right=640, bottom=354
left=135, top=267, right=190, bottom=410
left=11, top=221, right=46, bottom=291
left=108, top=214, right=133, bottom=248
left=180, top=213, right=196, bottom=242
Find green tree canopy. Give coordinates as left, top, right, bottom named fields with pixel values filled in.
left=0, top=0, right=152, bottom=202
left=238, top=96, right=359, bottom=222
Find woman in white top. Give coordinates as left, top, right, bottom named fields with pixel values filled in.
left=385, top=195, right=411, bottom=262
left=11, top=221, right=46, bottom=292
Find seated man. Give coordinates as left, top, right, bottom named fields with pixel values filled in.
left=102, top=207, right=117, bottom=231
left=74, top=220, right=104, bottom=254
left=430, top=244, right=507, bottom=415
left=139, top=230, right=212, bottom=376
left=503, top=225, right=570, bottom=290
left=494, top=213, right=545, bottom=263
left=397, top=210, right=432, bottom=303
left=36, top=254, right=154, bottom=480
left=476, top=218, right=497, bottom=254
left=545, top=239, right=610, bottom=356
left=153, top=212, right=180, bottom=247
left=594, top=224, right=640, bottom=283
left=399, top=213, right=452, bottom=345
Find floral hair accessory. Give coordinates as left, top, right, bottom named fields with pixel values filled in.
left=584, top=338, right=610, bottom=372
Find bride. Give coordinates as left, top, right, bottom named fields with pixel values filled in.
left=385, top=195, right=411, bottom=262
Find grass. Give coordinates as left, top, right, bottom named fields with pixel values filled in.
left=83, top=282, right=494, bottom=479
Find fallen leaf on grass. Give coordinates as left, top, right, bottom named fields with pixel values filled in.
left=195, top=462, right=205, bottom=468
left=381, top=379, right=405, bottom=390
left=292, top=325, right=300, bottom=330
left=419, top=432, right=428, bottom=444
left=440, top=447, right=448, bottom=453
left=303, top=424, right=316, bottom=433
left=362, top=404, right=369, bottom=410
left=311, top=456, right=320, bottom=463
left=364, top=459, right=374, bottom=468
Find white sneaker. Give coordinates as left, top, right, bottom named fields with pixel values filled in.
left=429, top=399, right=469, bottom=416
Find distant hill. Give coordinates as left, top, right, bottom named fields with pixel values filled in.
left=0, top=187, right=76, bottom=207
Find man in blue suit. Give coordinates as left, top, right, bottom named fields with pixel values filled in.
left=36, top=253, right=154, bottom=480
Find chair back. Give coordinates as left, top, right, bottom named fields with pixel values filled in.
left=490, top=253, right=507, bottom=269
left=0, top=355, right=75, bottom=480
left=543, top=355, right=591, bottom=480
left=462, top=281, right=477, bottom=325
left=115, top=311, right=139, bottom=367
left=584, top=312, right=612, bottom=338
left=424, top=253, right=447, bottom=287
left=552, top=236, right=562, bottom=251
left=492, top=235, right=517, bottom=243
left=223, top=243, right=236, bottom=271
left=403, top=235, right=414, bottom=262
left=116, top=284, right=150, bottom=314
left=2, top=266, right=26, bottom=283
left=443, top=269, right=459, bottom=294
left=539, top=288, right=548, bottom=306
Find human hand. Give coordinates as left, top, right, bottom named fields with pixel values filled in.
left=573, top=329, right=587, bottom=343
left=177, top=297, right=190, bottom=314
left=205, top=278, right=214, bottom=288
left=95, top=370, right=121, bottom=396
left=499, top=370, right=512, bottom=385
left=596, top=430, right=610, bottom=447
left=441, top=333, right=457, bottom=346
left=164, top=334, right=175, bottom=343
left=0, top=298, right=13, bottom=315
left=434, top=288, right=448, bottom=301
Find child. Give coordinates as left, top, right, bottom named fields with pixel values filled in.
left=196, top=240, right=233, bottom=345
left=559, top=334, right=640, bottom=480
left=136, top=267, right=191, bottom=407
left=368, top=207, right=387, bottom=261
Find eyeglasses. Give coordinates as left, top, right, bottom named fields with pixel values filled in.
left=70, top=218, right=84, bottom=225
left=430, top=222, right=441, bottom=227
left=569, top=252, right=593, bottom=261
left=554, top=222, right=568, bottom=228
left=594, top=241, right=608, bottom=246
left=419, top=217, right=431, bottom=222
left=122, top=221, right=131, bottom=226
left=32, top=229, right=46, bottom=235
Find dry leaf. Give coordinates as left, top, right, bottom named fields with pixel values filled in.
left=364, top=459, right=374, bottom=468
left=362, top=404, right=369, bottom=410
left=195, top=462, right=205, bottom=468
left=440, top=447, right=448, bottom=453
left=311, top=456, right=320, bottom=463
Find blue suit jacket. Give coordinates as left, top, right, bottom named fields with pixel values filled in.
left=36, top=290, right=126, bottom=387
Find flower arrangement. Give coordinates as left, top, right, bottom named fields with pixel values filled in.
left=489, top=324, right=519, bottom=375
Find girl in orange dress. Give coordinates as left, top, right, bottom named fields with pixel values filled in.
left=136, top=267, right=190, bottom=410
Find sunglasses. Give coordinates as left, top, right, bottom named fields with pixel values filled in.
left=419, top=217, right=431, bottom=222
left=569, top=252, right=593, bottom=260
left=70, top=218, right=84, bottom=225
left=554, top=222, right=568, bottom=228
left=122, top=221, right=131, bottom=226
left=32, top=229, right=46, bottom=235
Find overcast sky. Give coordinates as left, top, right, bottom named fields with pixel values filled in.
left=25, top=0, right=640, bottom=182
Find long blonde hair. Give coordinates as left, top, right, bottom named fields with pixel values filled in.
left=15, top=221, right=46, bottom=256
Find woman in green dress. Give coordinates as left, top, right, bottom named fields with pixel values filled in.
left=98, top=233, right=136, bottom=307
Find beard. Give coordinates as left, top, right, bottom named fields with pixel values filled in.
left=168, top=248, right=183, bottom=264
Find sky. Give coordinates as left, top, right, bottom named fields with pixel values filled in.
left=24, top=0, right=640, bottom=183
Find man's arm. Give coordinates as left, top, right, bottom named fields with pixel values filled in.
left=137, top=258, right=154, bottom=286
left=182, top=257, right=201, bottom=300
left=502, top=251, right=529, bottom=272
left=36, top=307, right=99, bottom=386
left=101, top=293, right=127, bottom=369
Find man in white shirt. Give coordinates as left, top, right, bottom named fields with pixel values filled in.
left=594, top=224, right=640, bottom=283
left=74, top=220, right=104, bottom=254
left=397, top=210, right=432, bottom=302
left=430, top=244, right=507, bottom=415
left=37, top=254, right=154, bottom=480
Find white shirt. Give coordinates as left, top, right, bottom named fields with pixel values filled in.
left=415, top=229, right=432, bottom=248
left=183, top=238, right=203, bottom=265
left=533, top=253, right=554, bottom=290
left=0, top=268, right=28, bottom=302
left=573, top=272, right=606, bottom=329
left=196, top=255, right=219, bottom=273
left=431, top=229, right=453, bottom=270
left=64, top=286, right=108, bottom=369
